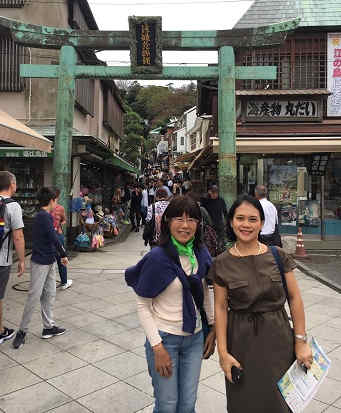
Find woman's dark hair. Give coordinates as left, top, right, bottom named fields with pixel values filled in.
left=155, top=188, right=168, bottom=200
left=226, top=195, right=265, bottom=242
left=37, top=187, right=56, bottom=208
left=159, top=196, right=203, bottom=248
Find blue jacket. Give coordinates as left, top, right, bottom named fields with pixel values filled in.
left=125, top=241, right=212, bottom=334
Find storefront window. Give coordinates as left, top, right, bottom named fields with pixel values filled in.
left=238, top=154, right=325, bottom=238
left=324, top=154, right=341, bottom=237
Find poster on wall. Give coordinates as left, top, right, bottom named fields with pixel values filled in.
left=279, top=203, right=297, bottom=226
left=327, top=33, right=341, bottom=117
left=298, top=201, right=321, bottom=227
left=268, top=165, right=297, bottom=199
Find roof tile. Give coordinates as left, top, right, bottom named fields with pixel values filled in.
left=234, top=0, right=341, bottom=29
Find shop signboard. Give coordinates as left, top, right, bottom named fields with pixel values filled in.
left=129, top=16, right=162, bottom=74
left=0, top=148, right=52, bottom=158
left=243, top=97, right=322, bottom=122
left=327, top=33, right=341, bottom=117
left=298, top=200, right=321, bottom=227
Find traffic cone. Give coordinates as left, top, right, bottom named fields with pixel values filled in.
left=294, top=227, right=309, bottom=259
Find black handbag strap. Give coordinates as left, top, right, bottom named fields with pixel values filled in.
left=270, top=246, right=289, bottom=301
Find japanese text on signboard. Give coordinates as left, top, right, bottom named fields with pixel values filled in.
left=328, top=33, right=341, bottom=116
left=136, top=22, right=156, bottom=66
left=246, top=99, right=319, bottom=119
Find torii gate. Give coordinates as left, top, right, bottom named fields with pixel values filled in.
left=0, top=15, right=299, bottom=220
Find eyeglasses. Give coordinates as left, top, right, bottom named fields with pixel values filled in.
left=172, top=217, right=199, bottom=225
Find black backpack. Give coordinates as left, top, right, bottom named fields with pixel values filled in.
left=143, top=204, right=156, bottom=246
left=0, top=197, right=16, bottom=262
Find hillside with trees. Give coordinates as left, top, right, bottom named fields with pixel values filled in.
left=117, top=81, right=196, bottom=166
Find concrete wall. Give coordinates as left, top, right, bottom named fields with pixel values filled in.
left=176, top=127, right=186, bottom=153
left=185, top=108, right=197, bottom=153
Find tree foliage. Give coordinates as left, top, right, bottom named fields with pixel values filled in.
left=120, top=109, right=144, bottom=164
left=117, top=81, right=197, bottom=165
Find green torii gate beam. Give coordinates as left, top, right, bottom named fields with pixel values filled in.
left=0, top=16, right=299, bottom=225
left=0, top=16, right=299, bottom=50
left=20, top=64, right=277, bottom=81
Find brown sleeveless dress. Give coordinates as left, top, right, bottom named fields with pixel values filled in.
left=209, top=247, right=296, bottom=413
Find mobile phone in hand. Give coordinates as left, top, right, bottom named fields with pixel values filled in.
left=231, top=366, right=243, bottom=384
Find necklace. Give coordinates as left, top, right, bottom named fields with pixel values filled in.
left=234, top=241, right=262, bottom=257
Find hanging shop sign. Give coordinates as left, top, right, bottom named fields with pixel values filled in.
left=327, top=33, right=341, bottom=117
left=308, top=153, right=330, bottom=177
left=129, top=16, right=162, bottom=74
left=243, top=97, right=322, bottom=122
left=0, top=148, right=52, bottom=158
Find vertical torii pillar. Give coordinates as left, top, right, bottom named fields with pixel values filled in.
left=219, top=46, right=236, bottom=207
left=53, top=46, right=77, bottom=213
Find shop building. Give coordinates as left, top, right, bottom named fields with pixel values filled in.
left=0, top=0, right=137, bottom=241
left=196, top=0, right=341, bottom=239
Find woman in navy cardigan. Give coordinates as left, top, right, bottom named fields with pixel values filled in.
left=126, top=196, right=216, bottom=413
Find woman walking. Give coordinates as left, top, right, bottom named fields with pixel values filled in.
left=126, top=196, right=216, bottom=413
left=210, top=195, right=312, bottom=413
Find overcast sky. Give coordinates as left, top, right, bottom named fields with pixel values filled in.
left=89, top=0, right=253, bottom=86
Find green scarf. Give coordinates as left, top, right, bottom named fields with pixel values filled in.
left=171, top=235, right=196, bottom=272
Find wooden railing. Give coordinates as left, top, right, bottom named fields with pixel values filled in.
left=0, top=36, right=26, bottom=92
left=75, top=78, right=95, bottom=116
left=0, top=0, right=25, bottom=7
left=103, top=88, right=124, bottom=137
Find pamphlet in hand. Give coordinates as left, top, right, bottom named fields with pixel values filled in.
left=277, top=337, right=331, bottom=413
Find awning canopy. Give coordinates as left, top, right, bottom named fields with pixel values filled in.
left=0, top=110, right=52, bottom=152
left=212, top=137, right=341, bottom=154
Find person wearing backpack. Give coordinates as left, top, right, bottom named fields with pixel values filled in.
left=0, top=171, right=25, bottom=345
left=143, top=188, right=169, bottom=248
left=13, top=187, right=69, bottom=349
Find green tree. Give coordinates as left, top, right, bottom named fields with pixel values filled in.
left=120, top=109, right=144, bottom=164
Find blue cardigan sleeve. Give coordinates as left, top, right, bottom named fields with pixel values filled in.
left=125, top=248, right=177, bottom=298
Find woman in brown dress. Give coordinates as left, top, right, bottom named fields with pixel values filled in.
left=210, top=195, right=312, bottom=413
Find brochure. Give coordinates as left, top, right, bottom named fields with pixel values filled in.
left=277, top=337, right=331, bottom=413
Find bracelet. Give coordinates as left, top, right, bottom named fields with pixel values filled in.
left=295, top=334, right=307, bottom=343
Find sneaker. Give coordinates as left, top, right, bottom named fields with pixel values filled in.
left=61, top=279, right=73, bottom=290
left=42, top=326, right=66, bottom=339
left=0, top=327, right=15, bottom=344
left=12, top=330, right=26, bottom=349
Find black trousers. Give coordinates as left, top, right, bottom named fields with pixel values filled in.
left=130, top=207, right=141, bottom=229
left=261, top=232, right=282, bottom=248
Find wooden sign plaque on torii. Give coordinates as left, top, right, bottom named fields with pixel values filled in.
left=0, top=15, right=299, bottom=219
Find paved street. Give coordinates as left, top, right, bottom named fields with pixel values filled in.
left=0, top=233, right=341, bottom=413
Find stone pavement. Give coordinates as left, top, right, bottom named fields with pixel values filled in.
left=0, top=232, right=341, bottom=413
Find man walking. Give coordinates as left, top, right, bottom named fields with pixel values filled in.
left=201, top=185, right=228, bottom=252
left=13, top=188, right=68, bottom=349
left=156, top=178, right=172, bottom=199
left=255, top=185, right=282, bottom=247
left=0, top=171, right=25, bottom=344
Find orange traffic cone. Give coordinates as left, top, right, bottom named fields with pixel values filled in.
left=294, top=227, right=309, bottom=259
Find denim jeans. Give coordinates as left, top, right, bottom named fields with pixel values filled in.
left=145, top=330, right=204, bottom=413
left=56, top=233, right=67, bottom=285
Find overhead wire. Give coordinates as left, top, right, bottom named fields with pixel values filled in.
left=23, top=0, right=254, bottom=5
